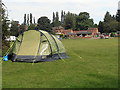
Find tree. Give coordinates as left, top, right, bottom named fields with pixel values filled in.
left=28, top=24, right=36, bottom=30
left=103, top=11, right=118, bottom=32
left=37, top=16, right=52, bottom=33
left=75, top=12, right=94, bottom=30
left=103, top=20, right=118, bottom=33
left=52, top=12, right=55, bottom=22
left=54, top=12, right=60, bottom=27
left=30, top=13, right=32, bottom=24
left=34, top=17, right=35, bottom=24
left=52, top=12, right=55, bottom=27
left=64, top=12, right=75, bottom=29
left=52, top=12, right=61, bottom=27
left=1, top=2, right=10, bottom=53
left=27, top=14, right=29, bottom=25
left=98, top=11, right=118, bottom=33
left=10, top=20, right=19, bottom=36
left=24, top=14, right=26, bottom=25
left=98, top=21, right=104, bottom=33
left=19, top=24, right=26, bottom=34
left=104, top=12, right=113, bottom=22
left=1, top=3, right=10, bottom=40
left=79, top=12, right=90, bottom=18
left=61, top=10, right=64, bottom=25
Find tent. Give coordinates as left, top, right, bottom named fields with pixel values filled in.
left=8, top=30, right=68, bottom=62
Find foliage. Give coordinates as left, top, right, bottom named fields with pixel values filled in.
left=98, top=21, right=104, bottom=33
left=28, top=24, right=36, bottom=30
left=19, top=24, right=26, bottom=34
left=63, top=12, right=76, bottom=30
left=37, top=16, right=52, bottom=33
left=52, top=11, right=95, bottom=30
left=52, top=12, right=61, bottom=27
left=10, top=20, right=19, bottom=36
left=24, top=14, right=26, bottom=25
left=30, top=13, right=32, bottom=24
left=60, top=11, right=94, bottom=30
left=103, top=20, right=118, bottom=33
left=98, top=11, right=119, bottom=33
left=34, top=17, right=35, bottom=24
left=75, top=12, right=94, bottom=30
left=61, top=10, right=64, bottom=25
left=2, top=6, right=10, bottom=39
left=52, top=12, right=55, bottom=27
left=27, top=14, right=29, bottom=25
left=1, top=3, right=10, bottom=55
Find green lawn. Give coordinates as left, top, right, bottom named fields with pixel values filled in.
left=2, top=38, right=118, bottom=88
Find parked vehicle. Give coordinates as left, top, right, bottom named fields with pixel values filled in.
left=100, top=35, right=104, bottom=39
left=105, top=35, right=109, bottom=39
left=5, top=36, right=16, bottom=41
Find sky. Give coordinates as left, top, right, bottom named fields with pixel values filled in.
left=3, top=0, right=119, bottom=24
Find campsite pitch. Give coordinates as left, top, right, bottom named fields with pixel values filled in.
left=2, top=38, right=118, bottom=88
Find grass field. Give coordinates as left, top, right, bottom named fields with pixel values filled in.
left=2, top=38, right=118, bottom=88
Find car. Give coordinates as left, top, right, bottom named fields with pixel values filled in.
left=105, top=35, right=109, bottom=39
left=100, top=35, right=104, bottom=39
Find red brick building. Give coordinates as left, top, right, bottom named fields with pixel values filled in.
left=55, top=29, right=73, bottom=35
left=54, top=28, right=100, bottom=38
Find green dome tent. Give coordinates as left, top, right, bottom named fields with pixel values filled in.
left=8, top=30, right=68, bottom=62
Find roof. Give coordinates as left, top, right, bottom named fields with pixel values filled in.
left=76, top=31, right=92, bottom=34
left=67, top=33, right=76, bottom=35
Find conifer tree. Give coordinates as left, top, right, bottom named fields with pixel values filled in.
left=24, top=14, right=26, bottom=25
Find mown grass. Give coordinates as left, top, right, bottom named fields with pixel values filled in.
left=2, top=38, right=118, bottom=88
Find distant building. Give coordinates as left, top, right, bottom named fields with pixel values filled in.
left=73, top=28, right=99, bottom=38
left=53, top=28, right=100, bottom=38
left=52, top=26, right=65, bottom=33
left=55, top=29, right=73, bottom=35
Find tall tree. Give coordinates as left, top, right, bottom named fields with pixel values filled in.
left=55, top=12, right=60, bottom=27
left=52, top=12, right=55, bottom=22
left=98, top=21, right=104, bottom=33
left=27, top=14, right=29, bottom=25
left=104, top=11, right=118, bottom=32
left=61, top=10, right=64, bottom=25
left=52, top=12, right=55, bottom=27
left=104, top=12, right=113, bottom=22
left=98, top=11, right=118, bottom=33
left=30, top=13, right=32, bottom=24
left=75, top=12, right=94, bottom=30
left=37, top=16, right=52, bottom=33
left=24, top=14, right=26, bottom=25
left=34, top=17, right=35, bottom=24
left=64, top=12, right=75, bottom=29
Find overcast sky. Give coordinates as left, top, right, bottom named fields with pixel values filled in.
left=3, top=0, right=119, bottom=24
